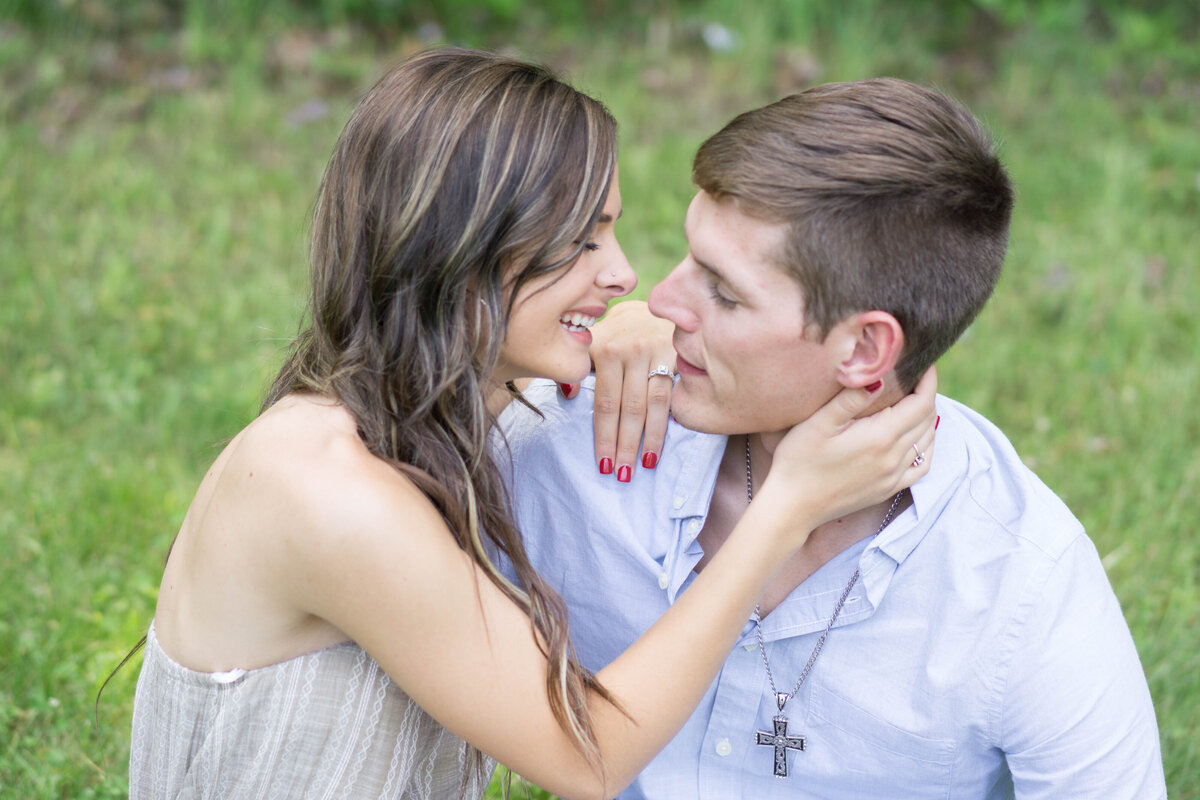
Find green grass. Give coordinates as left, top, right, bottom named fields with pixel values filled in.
left=2, top=4, right=1197, bottom=797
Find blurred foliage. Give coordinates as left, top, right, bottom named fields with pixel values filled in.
left=2, top=0, right=1198, bottom=47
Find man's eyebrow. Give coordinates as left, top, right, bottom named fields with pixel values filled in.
left=683, top=219, right=745, bottom=292
left=692, top=252, right=730, bottom=284
left=683, top=223, right=716, bottom=274
left=692, top=250, right=755, bottom=301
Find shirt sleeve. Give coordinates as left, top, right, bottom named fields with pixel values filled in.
left=999, top=533, right=1166, bottom=799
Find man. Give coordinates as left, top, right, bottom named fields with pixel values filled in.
left=499, top=79, right=1165, bottom=798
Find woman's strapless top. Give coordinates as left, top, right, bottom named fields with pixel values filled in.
left=130, top=622, right=494, bottom=799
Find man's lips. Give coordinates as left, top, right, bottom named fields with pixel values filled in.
left=675, top=352, right=707, bottom=376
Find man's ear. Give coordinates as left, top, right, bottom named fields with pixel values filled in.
left=834, top=311, right=904, bottom=388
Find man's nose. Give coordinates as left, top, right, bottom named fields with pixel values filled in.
left=648, top=262, right=697, bottom=331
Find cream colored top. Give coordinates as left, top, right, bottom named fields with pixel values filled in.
left=130, top=623, right=494, bottom=799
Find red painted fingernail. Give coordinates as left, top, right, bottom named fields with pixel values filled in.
left=558, top=383, right=573, bottom=397
left=865, top=380, right=883, bottom=393
left=599, top=458, right=613, bottom=475
left=935, top=415, right=941, bottom=430
left=617, top=465, right=632, bottom=482
left=642, top=451, right=658, bottom=469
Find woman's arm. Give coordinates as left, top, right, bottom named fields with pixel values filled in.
left=287, top=371, right=936, bottom=799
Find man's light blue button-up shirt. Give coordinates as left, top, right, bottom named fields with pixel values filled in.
left=498, top=379, right=1165, bottom=799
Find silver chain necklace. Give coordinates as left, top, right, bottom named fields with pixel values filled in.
left=746, top=435, right=903, bottom=778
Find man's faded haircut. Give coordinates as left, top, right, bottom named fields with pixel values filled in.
left=693, top=78, right=1014, bottom=390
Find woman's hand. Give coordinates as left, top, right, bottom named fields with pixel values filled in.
left=562, top=301, right=676, bottom=480
left=758, top=368, right=939, bottom=540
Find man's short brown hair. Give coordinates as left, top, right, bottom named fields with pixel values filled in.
left=693, top=78, right=1014, bottom=390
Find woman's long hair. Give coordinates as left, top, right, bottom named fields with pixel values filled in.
left=263, top=48, right=621, bottom=767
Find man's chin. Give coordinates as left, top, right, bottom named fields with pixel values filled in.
left=667, top=403, right=707, bottom=433
left=670, top=397, right=807, bottom=439
left=669, top=403, right=733, bottom=435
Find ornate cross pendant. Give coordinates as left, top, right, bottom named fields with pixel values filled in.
left=755, top=714, right=806, bottom=777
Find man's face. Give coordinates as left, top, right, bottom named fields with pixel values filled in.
left=648, top=191, right=844, bottom=436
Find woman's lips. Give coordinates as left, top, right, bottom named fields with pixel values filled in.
left=558, top=306, right=606, bottom=343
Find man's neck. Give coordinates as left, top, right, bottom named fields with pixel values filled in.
left=694, top=431, right=908, bottom=616
left=745, top=430, right=905, bottom=545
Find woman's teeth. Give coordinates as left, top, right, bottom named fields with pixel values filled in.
left=559, top=312, right=597, bottom=332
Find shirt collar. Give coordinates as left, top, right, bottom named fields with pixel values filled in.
left=659, top=425, right=726, bottom=601
left=871, top=396, right=966, bottom=567
left=665, top=425, right=727, bottom=523
left=659, top=397, right=965, bottom=611
left=662, top=396, right=965, bottom=561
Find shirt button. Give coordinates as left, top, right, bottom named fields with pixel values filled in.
left=673, top=495, right=685, bottom=509
left=715, top=738, right=733, bottom=757
left=658, top=572, right=669, bottom=590
left=743, top=643, right=756, bottom=652
left=686, top=519, right=699, bottom=534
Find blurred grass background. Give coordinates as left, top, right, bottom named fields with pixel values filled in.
left=1, top=1, right=1197, bottom=797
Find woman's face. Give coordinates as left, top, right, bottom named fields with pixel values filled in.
left=496, top=170, right=636, bottom=383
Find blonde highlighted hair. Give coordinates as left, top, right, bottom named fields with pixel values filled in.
left=266, top=48, right=620, bottom=771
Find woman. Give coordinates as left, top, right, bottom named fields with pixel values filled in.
left=130, top=48, right=936, bottom=799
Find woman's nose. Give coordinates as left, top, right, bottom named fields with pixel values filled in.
left=597, top=244, right=637, bottom=297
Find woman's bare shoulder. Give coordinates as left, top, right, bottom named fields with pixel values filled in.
left=157, top=394, right=450, bottom=669
left=232, top=397, right=473, bottom=628
left=232, top=394, right=443, bottom=541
